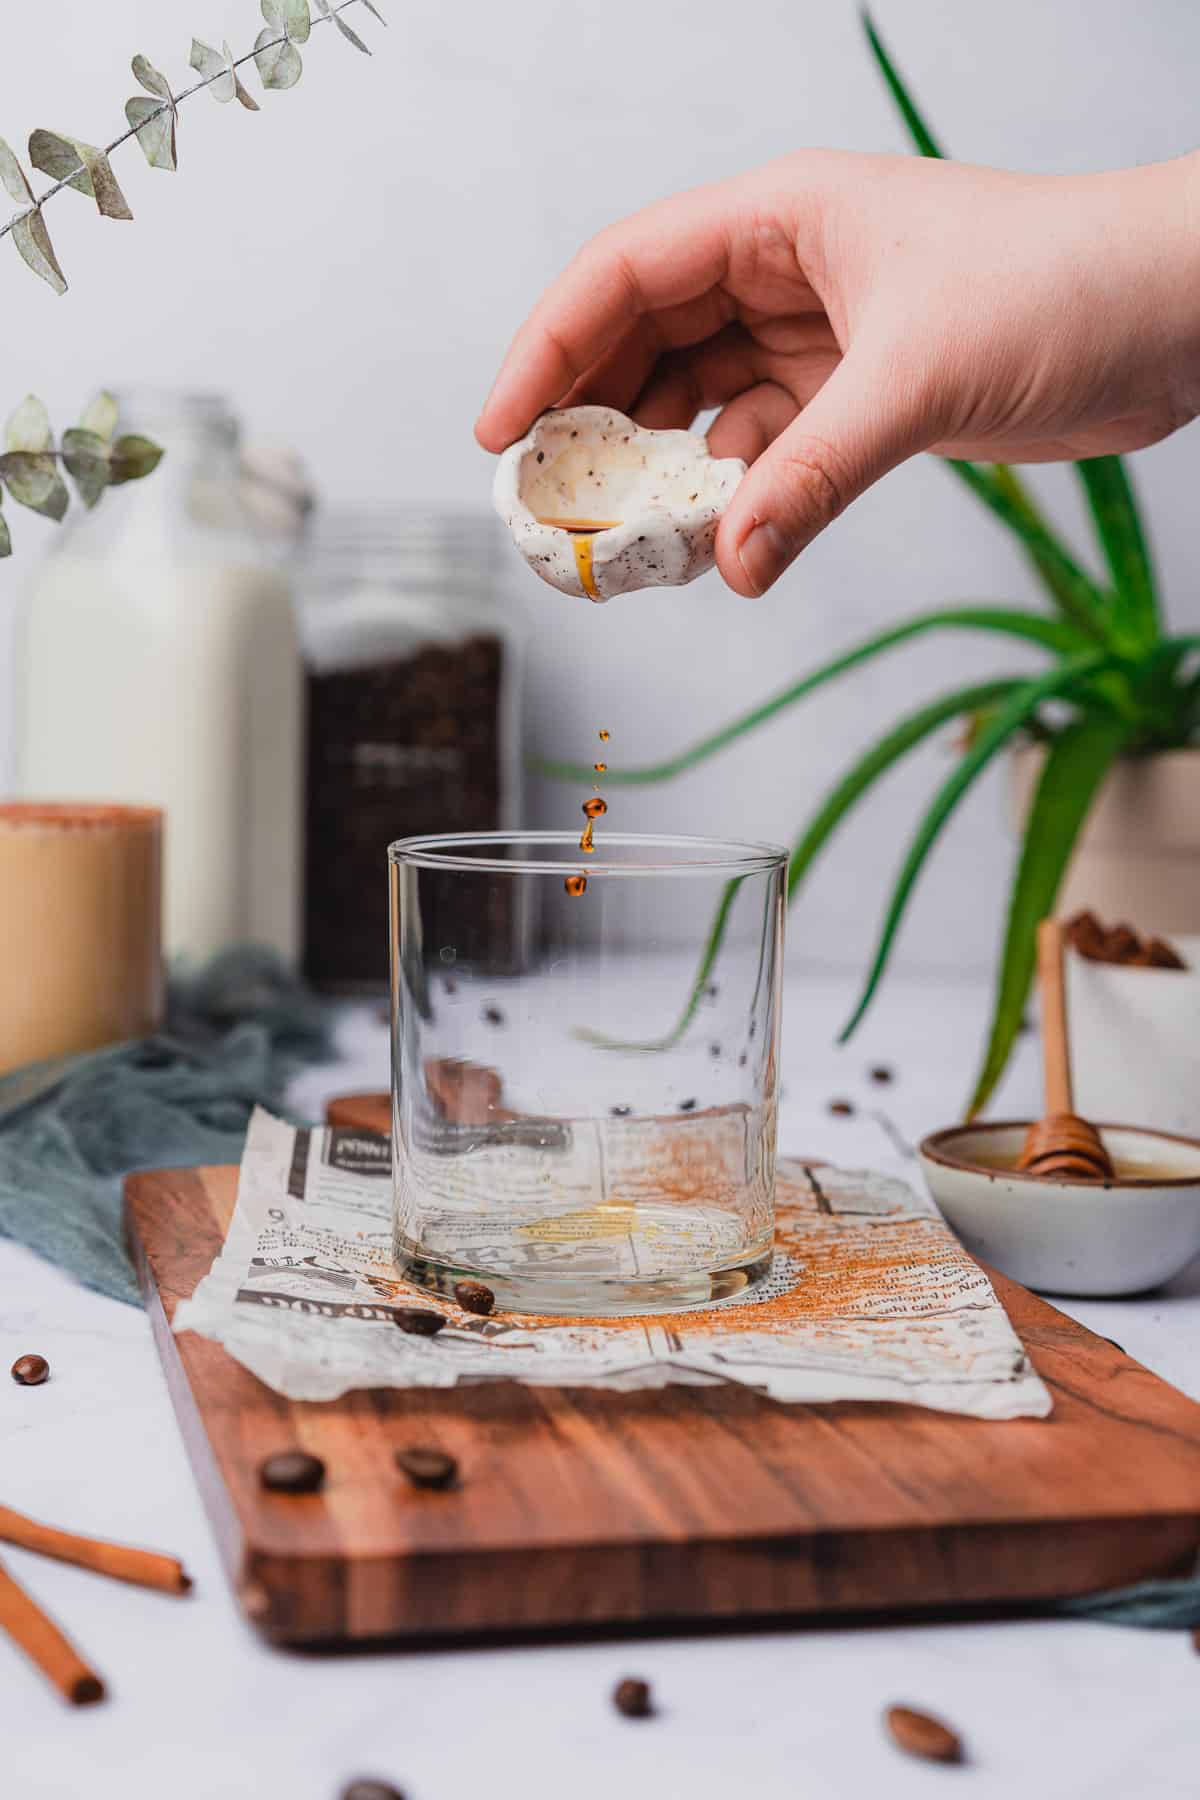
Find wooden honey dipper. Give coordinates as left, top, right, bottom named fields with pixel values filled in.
left=1018, top=917, right=1114, bottom=1181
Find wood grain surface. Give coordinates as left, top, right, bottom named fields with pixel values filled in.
left=125, top=1153, right=1200, bottom=1647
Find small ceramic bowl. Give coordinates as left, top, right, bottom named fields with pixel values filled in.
left=919, top=1121, right=1200, bottom=1297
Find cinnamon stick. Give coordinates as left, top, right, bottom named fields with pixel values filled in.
left=0, top=1504, right=192, bottom=1596
left=0, top=1556, right=105, bottom=1705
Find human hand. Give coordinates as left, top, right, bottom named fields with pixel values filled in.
left=476, top=149, right=1200, bottom=596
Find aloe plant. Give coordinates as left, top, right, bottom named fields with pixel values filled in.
left=541, top=10, right=1200, bottom=1115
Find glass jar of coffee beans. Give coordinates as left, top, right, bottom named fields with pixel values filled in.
left=296, top=511, right=524, bottom=989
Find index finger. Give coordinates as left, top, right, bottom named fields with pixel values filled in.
left=474, top=179, right=739, bottom=453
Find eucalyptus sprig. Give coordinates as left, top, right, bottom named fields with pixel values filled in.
left=0, top=0, right=384, bottom=296
left=0, top=393, right=162, bottom=558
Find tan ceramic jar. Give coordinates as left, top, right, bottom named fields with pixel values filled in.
left=0, top=803, right=163, bottom=1076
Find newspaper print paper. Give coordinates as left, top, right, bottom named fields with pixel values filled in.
left=173, top=1109, right=1051, bottom=1418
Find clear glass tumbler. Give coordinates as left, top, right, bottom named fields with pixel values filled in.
left=389, top=832, right=786, bottom=1315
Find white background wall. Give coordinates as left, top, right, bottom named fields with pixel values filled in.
left=2, top=0, right=1198, bottom=980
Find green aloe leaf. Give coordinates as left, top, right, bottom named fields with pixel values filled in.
left=967, top=710, right=1131, bottom=1116
left=536, top=607, right=1084, bottom=785
left=862, top=12, right=1119, bottom=647
left=839, top=651, right=1115, bottom=1042
left=575, top=876, right=747, bottom=1054
left=785, top=679, right=1022, bottom=899
left=1073, top=456, right=1160, bottom=649
left=0, top=503, right=10, bottom=558
left=861, top=9, right=944, bottom=158
left=949, top=462, right=1113, bottom=642
left=579, top=677, right=1023, bottom=1055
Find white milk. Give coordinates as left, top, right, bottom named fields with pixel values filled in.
left=19, top=553, right=301, bottom=963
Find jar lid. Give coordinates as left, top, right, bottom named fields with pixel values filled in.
left=301, top=507, right=503, bottom=590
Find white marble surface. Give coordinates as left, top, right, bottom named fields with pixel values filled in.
left=3, top=968, right=1200, bottom=1800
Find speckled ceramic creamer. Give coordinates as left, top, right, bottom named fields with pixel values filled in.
left=493, top=405, right=746, bottom=601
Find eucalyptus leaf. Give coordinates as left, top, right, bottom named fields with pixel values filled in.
left=262, top=0, right=313, bottom=44
left=254, top=27, right=304, bottom=89
left=0, top=136, right=34, bottom=204
left=357, top=0, right=387, bottom=22
left=28, top=130, right=133, bottom=221
left=6, top=395, right=52, bottom=454
left=61, top=428, right=112, bottom=509
left=313, top=0, right=370, bottom=52
left=0, top=507, right=10, bottom=559
left=79, top=391, right=119, bottom=442
left=0, top=451, right=69, bottom=521
left=132, top=54, right=176, bottom=106
left=109, top=434, right=164, bottom=485
left=12, top=211, right=67, bottom=294
left=190, top=38, right=237, bottom=102
left=124, top=97, right=177, bottom=172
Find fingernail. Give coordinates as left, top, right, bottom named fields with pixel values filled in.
left=736, top=522, right=791, bottom=596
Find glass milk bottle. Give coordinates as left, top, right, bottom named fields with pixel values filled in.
left=297, top=511, right=524, bottom=990
left=17, top=391, right=303, bottom=963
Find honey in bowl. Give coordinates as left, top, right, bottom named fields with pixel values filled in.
left=961, top=1143, right=1198, bottom=1182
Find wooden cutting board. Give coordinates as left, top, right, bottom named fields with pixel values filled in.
left=125, top=1115, right=1200, bottom=1647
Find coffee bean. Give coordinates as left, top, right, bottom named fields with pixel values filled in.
left=678, top=1098, right=697, bottom=1112
left=884, top=1705, right=963, bottom=1764
left=869, top=1064, right=894, bottom=1085
left=260, top=1451, right=325, bottom=1495
left=395, top=1446, right=457, bottom=1490
left=709, top=1043, right=722, bottom=1058
left=483, top=1005, right=505, bottom=1026
left=10, top=1354, right=49, bottom=1386
left=454, top=1279, right=495, bottom=1316
left=611, top=1103, right=632, bottom=1117
left=394, top=1307, right=446, bottom=1337
left=340, top=1781, right=406, bottom=1800
left=613, top=1677, right=653, bottom=1718
left=828, top=1098, right=855, bottom=1117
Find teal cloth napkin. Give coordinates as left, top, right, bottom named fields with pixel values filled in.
left=0, top=948, right=332, bottom=1304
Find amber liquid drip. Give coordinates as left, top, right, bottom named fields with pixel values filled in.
left=572, top=534, right=600, bottom=602
left=533, top=520, right=621, bottom=605
left=565, top=731, right=611, bottom=895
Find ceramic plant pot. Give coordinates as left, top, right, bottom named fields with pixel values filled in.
left=1009, top=746, right=1200, bottom=935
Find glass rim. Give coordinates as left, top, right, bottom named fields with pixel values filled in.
left=387, top=830, right=788, bottom=877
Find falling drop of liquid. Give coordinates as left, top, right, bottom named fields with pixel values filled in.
left=582, top=797, right=607, bottom=820
left=580, top=819, right=595, bottom=854
left=593, top=761, right=607, bottom=774
left=598, top=728, right=610, bottom=742
left=565, top=873, right=587, bottom=898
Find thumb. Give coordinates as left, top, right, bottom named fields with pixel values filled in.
left=716, top=344, right=930, bottom=597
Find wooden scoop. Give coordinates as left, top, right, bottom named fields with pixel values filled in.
left=1019, top=917, right=1114, bottom=1181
